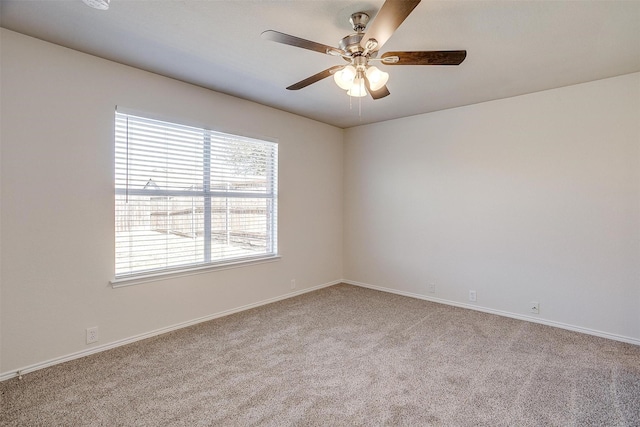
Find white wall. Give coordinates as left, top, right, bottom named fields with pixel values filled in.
left=344, top=73, right=640, bottom=342
left=0, top=29, right=343, bottom=375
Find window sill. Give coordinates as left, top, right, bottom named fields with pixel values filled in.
left=110, top=255, right=281, bottom=288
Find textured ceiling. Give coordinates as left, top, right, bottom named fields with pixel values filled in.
left=1, top=0, right=639, bottom=128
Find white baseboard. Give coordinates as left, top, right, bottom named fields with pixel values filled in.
left=343, top=279, right=640, bottom=347
left=4, top=278, right=636, bottom=382
left=0, top=279, right=341, bottom=382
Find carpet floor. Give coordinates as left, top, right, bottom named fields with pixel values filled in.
left=1, top=284, right=639, bottom=426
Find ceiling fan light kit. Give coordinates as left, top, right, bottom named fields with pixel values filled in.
left=261, top=0, right=466, bottom=102
left=333, top=53, right=390, bottom=96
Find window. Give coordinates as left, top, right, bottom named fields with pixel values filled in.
left=115, top=111, right=278, bottom=279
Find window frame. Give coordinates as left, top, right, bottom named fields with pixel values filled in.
left=112, top=110, right=279, bottom=287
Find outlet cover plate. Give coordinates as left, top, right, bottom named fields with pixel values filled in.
left=530, top=302, right=540, bottom=314
left=86, top=327, right=99, bottom=344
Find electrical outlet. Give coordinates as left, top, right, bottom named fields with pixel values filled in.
left=290, top=279, right=296, bottom=289
left=86, top=327, right=99, bottom=344
left=469, top=290, right=477, bottom=302
left=427, top=283, right=436, bottom=294
left=530, top=301, right=540, bottom=314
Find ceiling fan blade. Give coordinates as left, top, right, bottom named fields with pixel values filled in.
left=382, top=50, right=467, bottom=65
left=360, top=0, right=421, bottom=51
left=364, top=76, right=391, bottom=100
left=286, top=65, right=344, bottom=90
left=261, top=30, right=343, bottom=56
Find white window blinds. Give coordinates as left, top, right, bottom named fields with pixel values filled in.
left=115, top=111, right=278, bottom=278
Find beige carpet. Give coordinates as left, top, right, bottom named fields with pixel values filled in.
left=1, top=284, right=639, bottom=426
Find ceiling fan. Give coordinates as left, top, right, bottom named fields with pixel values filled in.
left=261, top=0, right=466, bottom=100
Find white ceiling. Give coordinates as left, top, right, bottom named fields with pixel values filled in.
left=1, top=0, right=639, bottom=128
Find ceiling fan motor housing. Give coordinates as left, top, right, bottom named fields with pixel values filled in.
left=339, top=33, right=365, bottom=56
left=340, top=13, right=379, bottom=61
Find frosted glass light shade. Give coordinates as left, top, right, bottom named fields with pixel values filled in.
left=347, top=76, right=367, bottom=97
left=365, top=66, right=389, bottom=91
left=334, top=65, right=356, bottom=90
